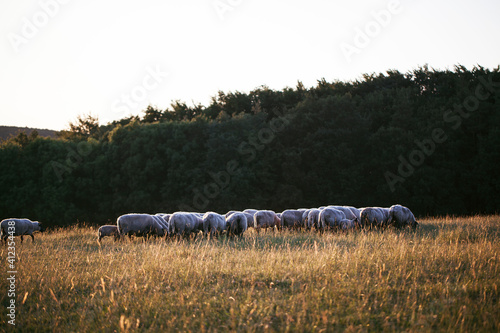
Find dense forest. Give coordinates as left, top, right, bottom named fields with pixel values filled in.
left=1, top=65, right=499, bottom=227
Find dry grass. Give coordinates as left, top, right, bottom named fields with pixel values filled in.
left=1, top=215, right=499, bottom=332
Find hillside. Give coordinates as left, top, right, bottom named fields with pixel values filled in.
left=0, top=125, right=57, bottom=140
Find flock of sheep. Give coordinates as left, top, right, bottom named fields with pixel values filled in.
left=0, top=204, right=418, bottom=244
left=96, top=204, right=418, bottom=242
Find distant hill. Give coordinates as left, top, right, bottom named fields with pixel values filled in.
left=0, top=126, right=57, bottom=141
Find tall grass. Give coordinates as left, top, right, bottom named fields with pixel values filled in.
left=1, top=216, right=499, bottom=332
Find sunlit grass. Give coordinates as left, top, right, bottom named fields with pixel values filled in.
left=1, top=216, right=499, bottom=331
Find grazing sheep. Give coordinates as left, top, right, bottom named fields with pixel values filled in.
left=301, top=209, right=312, bottom=228
left=305, top=209, right=322, bottom=230
left=225, top=212, right=248, bottom=237
left=168, top=212, right=204, bottom=239
left=359, top=207, right=390, bottom=229
left=202, top=212, right=226, bottom=238
left=318, top=208, right=347, bottom=231
left=97, top=225, right=119, bottom=242
left=280, top=209, right=305, bottom=230
left=238, top=209, right=258, bottom=229
left=386, top=204, right=418, bottom=229
left=117, top=214, right=167, bottom=239
left=339, top=218, right=358, bottom=231
left=241, top=211, right=256, bottom=229
left=254, top=210, right=281, bottom=233
left=326, top=206, right=358, bottom=223
left=1, top=218, right=45, bottom=243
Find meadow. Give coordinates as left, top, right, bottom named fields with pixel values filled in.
left=1, top=215, right=499, bottom=332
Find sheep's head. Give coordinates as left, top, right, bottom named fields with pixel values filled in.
left=36, top=222, right=45, bottom=232
left=411, top=219, right=419, bottom=229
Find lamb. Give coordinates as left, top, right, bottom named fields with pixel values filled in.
left=97, top=225, right=119, bottom=242
left=339, top=218, right=358, bottom=231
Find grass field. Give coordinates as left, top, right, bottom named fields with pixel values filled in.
left=1, top=215, right=499, bottom=332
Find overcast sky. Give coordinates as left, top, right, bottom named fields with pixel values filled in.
left=1, top=0, right=499, bottom=130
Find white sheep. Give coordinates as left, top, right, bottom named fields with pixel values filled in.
left=116, top=214, right=167, bottom=239
left=168, top=212, right=204, bottom=239
left=254, top=210, right=281, bottom=233
left=387, top=204, right=418, bottom=229
left=318, top=208, right=346, bottom=231
left=225, top=212, right=248, bottom=237
left=1, top=218, right=45, bottom=243
left=202, top=212, right=226, bottom=238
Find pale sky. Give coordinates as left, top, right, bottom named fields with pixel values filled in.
left=1, top=0, right=499, bottom=130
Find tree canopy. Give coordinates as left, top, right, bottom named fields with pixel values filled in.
left=1, top=65, right=499, bottom=227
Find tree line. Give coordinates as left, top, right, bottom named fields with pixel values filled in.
left=1, top=65, right=499, bottom=227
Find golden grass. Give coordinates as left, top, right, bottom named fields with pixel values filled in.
left=1, top=215, right=499, bottom=332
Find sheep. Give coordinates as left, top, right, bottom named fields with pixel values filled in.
left=301, top=209, right=312, bottom=228
left=305, top=209, right=322, bottom=230
left=280, top=209, right=305, bottom=230
left=116, top=214, right=167, bottom=239
left=386, top=204, right=418, bottom=229
left=339, top=218, right=359, bottom=231
left=202, top=212, right=226, bottom=238
left=225, top=212, right=248, bottom=237
left=242, top=212, right=254, bottom=229
left=253, top=210, right=281, bottom=233
left=238, top=209, right=259, bottom=229
left=359, top=207, right=390, bottom=229
left=318, top=208, right=347, bottom=231
left=168, top=212, right=204, bottom=239
left=326, top=206, right=358, bottom=223
left=1, top=218, right=45, bottom=243
left=97, top=225, right=119, bottom=242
